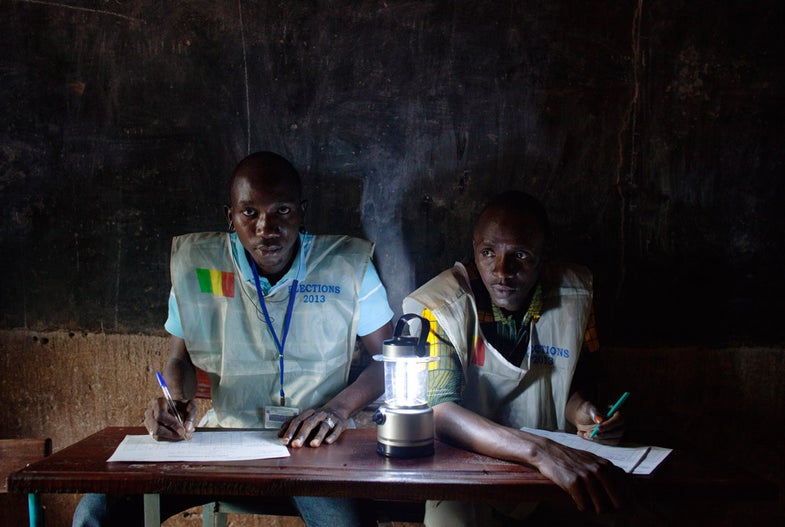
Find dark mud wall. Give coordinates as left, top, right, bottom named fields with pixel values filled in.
left=2, top=0, right=782, bottom=345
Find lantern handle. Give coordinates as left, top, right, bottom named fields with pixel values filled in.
left=393, top=313, right=431, bottom=357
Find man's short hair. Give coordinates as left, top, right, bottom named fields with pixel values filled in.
left=229, top=151, right=302, bottom=199
left=479, top=190, right=550, bottom=241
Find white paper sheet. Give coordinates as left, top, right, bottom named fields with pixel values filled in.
left=631, top=445, right=673, bottom=475
left=521, top=427, right=664, bottom=474
left=107, top=430, right=290, bottom=462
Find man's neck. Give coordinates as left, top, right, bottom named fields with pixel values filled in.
left=495, top=304, right=527, bottom=323
left=247, top=238, right=300, bottom=287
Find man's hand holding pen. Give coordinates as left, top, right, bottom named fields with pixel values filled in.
left=144, top=397, right=197, bottom=441
left=144, top=372, right=198, bottom=441
left=574, top=396, right=627, bottom=444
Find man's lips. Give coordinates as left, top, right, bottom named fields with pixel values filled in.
left=490, top=283, right=518, bottom=296
left=252, top=245, right=284, bottom=261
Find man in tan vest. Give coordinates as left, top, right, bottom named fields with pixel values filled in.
left=74, top=152, right=393, bottom=527
left=404, top=191, right=628, bottom=526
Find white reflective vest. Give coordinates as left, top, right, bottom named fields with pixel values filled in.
left=171, top=232, right=372, bottom=428
left=403, top=262, right=592, bottom=431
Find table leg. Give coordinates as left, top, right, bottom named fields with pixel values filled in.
left=27, top=493, right=43, bottom=527
left=143, top=493, right=162, bottom=527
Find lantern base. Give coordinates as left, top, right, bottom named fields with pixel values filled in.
left=376, top=441, right=434, bottom=459
left=373, top=404, right=434, bottom=458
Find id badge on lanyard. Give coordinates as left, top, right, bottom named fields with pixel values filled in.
left=251, top=260, right=301, bottom=428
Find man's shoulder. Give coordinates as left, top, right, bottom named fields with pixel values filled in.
left=539, top=262, right=593, bottom=292
left=173, top=231, right=226, bottom=246
left=308, top=233, right=373, bottom=254
left=405, top=263, right=471, bottom=311
left=420, top=263, right=469, bottom=290
left=310, top=232, right=370, bottom=244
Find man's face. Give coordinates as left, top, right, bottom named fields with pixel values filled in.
left=472, top=207, right=546, bottom=312
left=227, top=167, right=305, bottom=281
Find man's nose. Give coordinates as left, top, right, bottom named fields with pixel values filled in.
left=492, top=254, right=515, bottom=277
left=255, top=215, right=280, bottom=236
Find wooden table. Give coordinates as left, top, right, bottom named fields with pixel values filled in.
left=8, top=427, right=778, bottom=526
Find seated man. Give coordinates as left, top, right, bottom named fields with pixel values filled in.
left=73, top=151, right=393, bottom=527
left=403, top=190, right=627, bottom=526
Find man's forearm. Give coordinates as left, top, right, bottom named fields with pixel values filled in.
left=164, top=336, right=197, bottom=401
left=321, top=322, right=391, bottom=419
left=433, top=401, right=629, bottom=513
left=433, top=402, right=546, bottom=466
left=322, top=360, right=384, bottom=419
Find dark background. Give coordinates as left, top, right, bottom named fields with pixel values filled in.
left=1, top=2, right=784, bottom=525
left=2, top=1, right=784, bottom=347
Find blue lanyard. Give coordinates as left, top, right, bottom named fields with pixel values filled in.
left=250, top=260, right=298, bottom=406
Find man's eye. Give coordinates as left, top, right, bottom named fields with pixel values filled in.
left=516, top=252, right=539, bottom=265
left=242, top=208, right=257, bottom=217
left=480, top=249, right=494, bottom=258
left=278, top=206, right=292, bottom=215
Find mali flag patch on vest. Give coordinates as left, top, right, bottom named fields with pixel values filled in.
left=195, top=268, right=235, bottom=298
left=471, top=337, right=486, bottom=367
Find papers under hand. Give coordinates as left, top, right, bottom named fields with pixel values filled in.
left=107, top=430, right=290, bottom=462
left=630, top=445, right=672, bottom=475
left=521, top=427, right=671, bottom=474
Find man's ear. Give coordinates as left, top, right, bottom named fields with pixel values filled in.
left=224, top=205, right=233, bottom=231
left=298, top=200, right=309, bottom=234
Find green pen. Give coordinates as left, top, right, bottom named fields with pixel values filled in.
left=590, top=391, right=629, bottom=439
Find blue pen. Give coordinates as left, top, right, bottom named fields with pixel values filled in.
left=590, top=391, right=629, bottom=439
left=156, top=371, right=185, bottom=431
